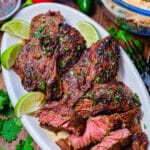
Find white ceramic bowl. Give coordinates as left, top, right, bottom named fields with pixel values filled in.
left=0, top=0, right=21, bottom=23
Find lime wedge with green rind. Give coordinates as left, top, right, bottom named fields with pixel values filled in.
left=1, top=43, right=23, bottom=70
left=1, top=20, right=30, bottom=39
left=15, top=92, right=45, bottom=117
left=77, top=21, right=100, bottom=47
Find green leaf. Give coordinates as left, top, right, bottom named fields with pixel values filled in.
left=0, top=118, right=3, bottom=132
left=1, top=118, right=22, bottom=142
left=1, top=107, right=14, bottom=117
left=116, top=30, right=132, bottom=41
left=0, top=147, right=6, bottom=150
left=16, top=136, right=33, bottom=150
left=13, top=117, right=23, bottom=128
left=0, top=89, right=9, bottom=110
left=133, top=39, right=144, bottom=54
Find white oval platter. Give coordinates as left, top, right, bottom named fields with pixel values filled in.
left=1, top=3, right=150, bottom=150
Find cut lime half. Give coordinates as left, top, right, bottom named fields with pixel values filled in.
left=77, top=21, right=100, bottom=47
left=1, top=43, right=23, bottom=70
left=1, top=20, right=30, bottom=39
left=15, top=92, right=45, bottom=117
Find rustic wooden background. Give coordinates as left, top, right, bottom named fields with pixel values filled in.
left=0, top=0, right=149, bottom=149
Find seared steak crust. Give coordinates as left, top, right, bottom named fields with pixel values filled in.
left=74, top=82, right=140, bottom=118
left=61, top=36, right=120, bottom=106
left=13, top=10, right=148, bottom=150
left=14, top=11, right=86, bottom=100
left=56, top=109, right=140, bottom=150
left=57, top=23, right=86, bottom=74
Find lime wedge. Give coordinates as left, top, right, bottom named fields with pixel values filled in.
left=1, top=20, right=30, bottom=39
left=77, top=21, right=100, bottom=47
left=15, top=92, right=45, bottom=117
left=1, top=43, right=23, bottom=70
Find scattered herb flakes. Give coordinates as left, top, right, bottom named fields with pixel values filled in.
left=33, top=24, right=47, bottom=38
left=144, top=123, right=147, bottom=130
left=94, top=76, right=101, bottom=83
left=70, top=70, right=74, bottom=76
left=1, top=118, right=22, bottom=142
left=59, top=61, right=66, bottom=69
left=98, top=48, right=103, bottom=56
left=133, top=93, right=141, bottom=106
left=77, top=45, right=81, bottom=51
left=29, top=42, right=36, bottom=46
left=16, top=136, right=34, bottom=150
left=38, top=81, right=46, bottom=90
left=64, top=47, right=70, bottom=51
left=99, top=89, right=105, bottom=95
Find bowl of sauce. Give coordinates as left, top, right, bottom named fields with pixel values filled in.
left=0, top=0, right=21, bottom=23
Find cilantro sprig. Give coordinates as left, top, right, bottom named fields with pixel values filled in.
left=0, top=118, right=22, bottom=142
left=16, top=136, right=34, bottom=150
left=0, top=89, right=34, bottom=149
left=107, top=27, right=146, bottom=73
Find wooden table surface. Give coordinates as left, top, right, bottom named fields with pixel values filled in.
left=0, top=1, right=150, bottom=149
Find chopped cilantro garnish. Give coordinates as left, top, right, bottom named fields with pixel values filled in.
left=38, top=81, right=46, bottom=90
left=33, top=24, right=47, bottom=38
left=144, top=123, right=147, bottom=130
left=133, top=93, right=141, bottom=106
left=64, top=47, right=70, bottom=51
left=70, top=70, right=74, bottom=76
left=94, top=76, right=101, bottom=83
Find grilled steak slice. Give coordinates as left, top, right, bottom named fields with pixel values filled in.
left=14, top=11, right=86, bottom=100
left=129, top=125, right=148, bottom=150
left=74, top=82, right=141, bottom=118
left=56, top=115, right=120, bottom=150
left=56, top=109, right=140, bottom=150
left=37, top=101, right=85, bottom=135
left=91, top=128, right=131, bottom=150
left=30, top=10, right=64, bottom=37
left=57, top=23, right=86, bottom=74
left=131, top=132, right=148, bottom=150
left=61, top=36, right=120, bottom=106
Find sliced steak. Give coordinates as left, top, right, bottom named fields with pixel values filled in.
left=56, top=109, right=140, bottom=150
left=131, top=132, right=148, bottom=150
left=14, top=11, right=86, bottom=100
left=56, top=114, right=123, bottom=150
left=57, top=23, right=86, bottom=74
left=129, top=125, right=148, bottom=150
left=36, top=101, right=85, bottom=135
left=91, top=128, right=131, bottom=150
left=74, top=82, right=141, bottom=118
left=61, top=36, right=120, bottom=106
